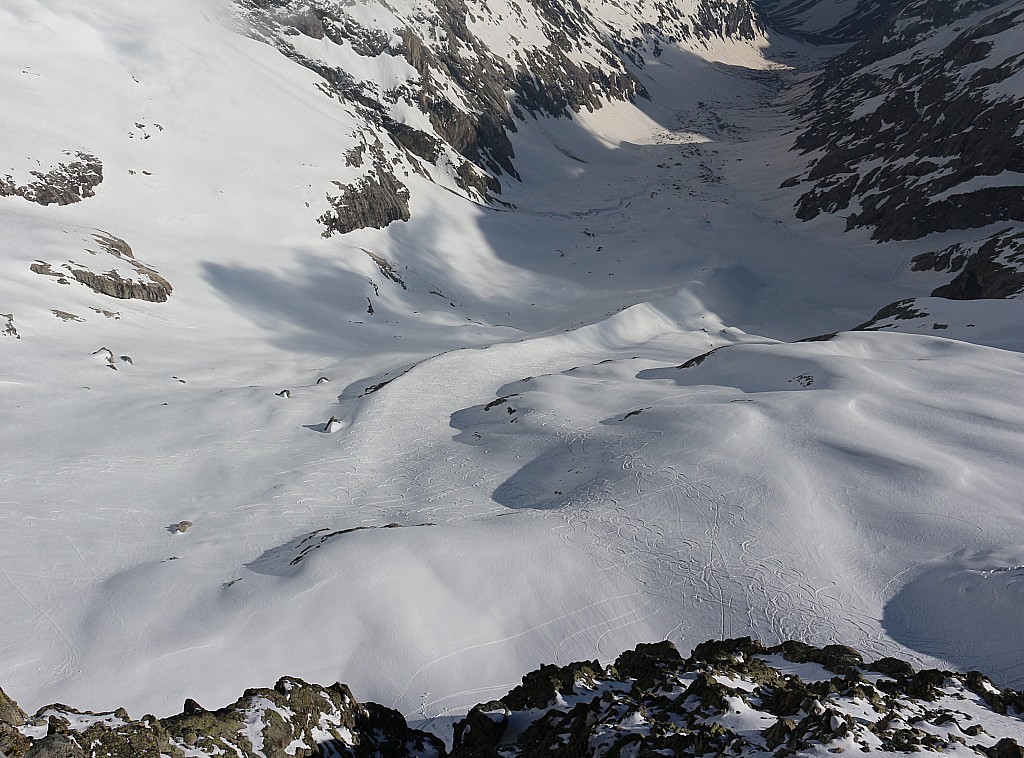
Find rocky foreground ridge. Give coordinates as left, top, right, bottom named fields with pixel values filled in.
left=2, top=638, right=1023, bottom=758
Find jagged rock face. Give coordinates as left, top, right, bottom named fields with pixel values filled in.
left=31, top=232, right=172, bottom=303
left=319, top=167, right=412, bottom=237
left=756, top=0, right=897, bottom=41
left=0, top=678, right=444, bottom=758
left=450, top=638, right=1024, bottom=757
left=789, top=0, right=1024, bottom=242
left=914, top=228, right=1024, bottom=299
left=0, top=152, right=102, bottom=206
left=2, top=640, right=1024, bottom=757
left=234, top=0, right=764, bottom=232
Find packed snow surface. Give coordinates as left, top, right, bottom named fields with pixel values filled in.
left=1, top=0, right=1023, bottom=723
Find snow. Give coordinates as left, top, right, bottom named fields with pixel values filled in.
left=0, top=0, right=1023, bottom=736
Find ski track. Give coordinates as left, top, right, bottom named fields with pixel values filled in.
left=2, top=18, right=1023, bottom=717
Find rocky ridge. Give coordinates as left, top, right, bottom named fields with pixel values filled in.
left=234, top=0, right=764, bottom=231
left=3, top=639, right=1023, bottom=758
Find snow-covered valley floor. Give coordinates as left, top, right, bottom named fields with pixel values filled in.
left=1, top=0, right=1023, bottom=722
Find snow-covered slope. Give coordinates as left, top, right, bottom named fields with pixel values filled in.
left=1, top=0, right=1023, bottom=734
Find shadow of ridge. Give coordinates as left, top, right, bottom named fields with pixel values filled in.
left=246, top=523, right=436, bottom=577
left=882, top=550, right=1024, bottom=688
left=198, top=43, right=775, bottom=353
left=491, top=443, right=612, bottom=510
left=200, top=33, right=882, bottom=353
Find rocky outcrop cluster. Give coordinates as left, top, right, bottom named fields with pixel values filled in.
left=913, top=228, right=1024, bottom=300
left=236, top=0, right=763, bottom=232
left=31, top=232, right=172, bottom=303
left=0, top=152, right=103, bottom=206
left=449, top=638, right=1024, bottom=757
left=318, top=166, right=412, bottom=237
left=790, top=0, right=1024, bottom=241
left=3, top=639, right=1023, bottom=758
left=0, top=677, right=444, bottom=758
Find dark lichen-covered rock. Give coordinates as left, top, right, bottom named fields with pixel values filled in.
left=612, top=640, right=684, bottom=690
left=501, top=659, right=603, bottom=711
left=763, top=716, right=798, bottom=749
left=23, top=734, right=85, bottom=758
left=988, top=738, right=1024, bottom=758
left=0, top=688, right=31, bottom=758
left=966, top=671, right=1024, bottom=716
left=868, top=657, right=915, bottom=679
left=451, top=701, right=509, bottom=754
left=0, top=687, right=27, bottom=728
left=767, top=640, right=863, bottom=674
left=901, top=669, right=952, bottom=701
left=690, top=636, right=766, bottom=666
left=6, top=639, right=1024, bottom=758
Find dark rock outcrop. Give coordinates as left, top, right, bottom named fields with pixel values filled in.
left=0, top=152, right=103, bottom=206
left=319, top=167, right=411, bottom=236
left=3, top=639, right=1024, bottom=757
left=449, top=638, right=1024, bottom=757
left=779, top=0, right=1024, bottom=300
left=0, top=678, right=443, bottom=758
left=238, top=0, right=761, bottom=207
left=32, top=232, right=172, bottom=303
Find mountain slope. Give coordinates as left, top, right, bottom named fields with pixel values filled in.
left=1, top=0, right=1023, bottom=730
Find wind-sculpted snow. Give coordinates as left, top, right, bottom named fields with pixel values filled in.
left=2, top=0, right=1024, bottom=733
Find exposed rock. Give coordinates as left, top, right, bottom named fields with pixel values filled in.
left=1, top=314, right=19, bottom=339
left=450, top=638, right=1024, bottom=756
left=769, top=640, right=863, bottom=673
left=34, top=233, right=172, bottom=303
left=501, top=659, right=603, bottom=711
left=237, top=0, right=755, bottom=208
left=929, top=229, right=1024, bottom=299
left=854, top=299, right=930, bottom=331
left=989, top=738, right=1024, bottom=758
left=782, top=0, right=1024, bottom=299
left=174, top=521, right=193, bottom=534
left=92, top=347, right=118, bottom=369
left=3, top=639, right=1024, bottom=757
left=23, top=734, right=84, bottom=758
left=868, top=656, right=915, bottom=678
left=51, top=311, right=83, bottom=323
left=30, top=263, right=70, bottom=285
left=318, top=166, right=410, bottom=236
left=363, top=250, right=408, bottom=290
left=0, top=687, right=30, bottom=758
left=0, top=152, right=102, bottom=206
left=613, top=640, right=684, bottom=689
left=451, top=701, right=509, bottom=752
left=0, top=688, right=27, bottom=728
left=678, top=345, right=726, bottom=368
